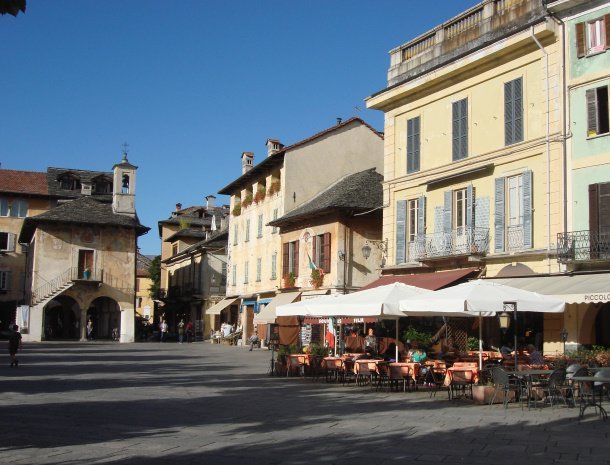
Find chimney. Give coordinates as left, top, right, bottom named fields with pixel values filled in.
left=336, top=117, right=342, bottom=125
left=175, top=203, right=182, bottom=212
left=206, top=195, right=216, bottom=208
left=265, top=139, right=284, bottom=157
left=241, top=152, right=254, bottom=175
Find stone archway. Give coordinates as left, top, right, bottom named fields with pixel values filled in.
left=43, top=296, right=80, bottom=340
left=87, top=296, right=121, bottom=340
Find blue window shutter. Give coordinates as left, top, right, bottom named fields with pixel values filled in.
left=522, top=170, right=533, bottom=248
left=417, top=196, right=426, bottom=236
left=460, top=99, right=468, bottom=159
left=407, top=118, right=413, bottom=173
left=504, top=81, right=514, bottom=145
left=514, top=78, right=523, bottom=143
left=452, top=102, right=460, bottom=161
left=466, top=185, right=474, bottom=228
left=413, top=117, right=420, bottom=172
left=395, top=200, right=407, bottom=264
left=494, top=177, right=505, bottom=252
left=443, top=191, right=452, bottom=233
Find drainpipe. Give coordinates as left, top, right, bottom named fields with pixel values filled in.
left=546, top=10, right=569, bottom=261
left=530, top=26, right=551, bottom=273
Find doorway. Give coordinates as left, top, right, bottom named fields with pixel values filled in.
left=78, top=250, right=94, bottom=279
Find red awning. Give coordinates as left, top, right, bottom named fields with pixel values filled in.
left=360, top=268, right=480, bottom=291
left=302, top=316, right=378, bottom=325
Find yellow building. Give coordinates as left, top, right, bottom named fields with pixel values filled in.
left=135, top=253, right=155, bottom=332
left=367, top=0, right=571, bottom=352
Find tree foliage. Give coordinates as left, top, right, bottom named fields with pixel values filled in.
left=148, top=255, right=161, bottom=298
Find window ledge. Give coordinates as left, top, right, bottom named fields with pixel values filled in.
left=586, top=132, right=609, bottom=141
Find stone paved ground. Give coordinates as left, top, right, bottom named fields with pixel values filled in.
left=0, top=342, right=609, bottom=465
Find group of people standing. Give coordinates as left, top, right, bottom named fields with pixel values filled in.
left=159, top=319, right=194, bottom=343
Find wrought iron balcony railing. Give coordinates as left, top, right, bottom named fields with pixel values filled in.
left=407, top=227, right=489, bottom=262
left=557, top=230, right=610, bottom=262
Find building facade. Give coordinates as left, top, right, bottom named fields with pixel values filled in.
left=218, top=118, right=384, bottom=344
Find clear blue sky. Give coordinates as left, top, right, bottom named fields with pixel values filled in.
left=1, top=0, right=475, bottom=255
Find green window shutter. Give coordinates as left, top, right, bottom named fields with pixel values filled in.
left=586, top=88, right=599, bottom=135
left=494, top=177, right=505, bottom=252
left=395, top=200, right=407, bottom=264
left=522, top=170, right=533, bottom=248
left=407, top=116, right=421, bottom=173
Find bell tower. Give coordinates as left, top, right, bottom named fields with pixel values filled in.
left=112, top=145, right=137, bottom=217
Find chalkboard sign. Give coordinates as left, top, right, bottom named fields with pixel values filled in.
left=267, top=323, right=280, bottom=345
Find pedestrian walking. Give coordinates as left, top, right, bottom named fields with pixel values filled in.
left=249, top=330, right=259, bottom=351
left=86, top=318, right=94, bottom=340
left=160, top=320, right=168, bottom=342
left=8, top=324, right=22, bottom=367
left=178, top=319, right=185, bottom=343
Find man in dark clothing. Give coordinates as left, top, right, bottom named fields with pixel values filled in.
left=8, top=325, right=22, bottom=367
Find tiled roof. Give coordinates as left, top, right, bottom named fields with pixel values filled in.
left=19, top=196, right=150, bottom=242
left=137, top=253, right=154, bottom=277
left=165, top=228, right=209, bottom=242
left=269, top=168, right=383, bottom=227
left=46, top=167, right=114, bottom=200
left=162, top=229, right=228, bottom=262
left=218, top=118, right=383, bottom=195
left=0, top=169, right=49, bottom=196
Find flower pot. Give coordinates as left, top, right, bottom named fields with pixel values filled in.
left=83, top=270, right=91, bottom=280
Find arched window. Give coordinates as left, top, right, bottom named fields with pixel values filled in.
left=121, top=173, right=130, bottom=194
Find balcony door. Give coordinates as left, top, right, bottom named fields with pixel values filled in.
left=78, top=250, right=94, bottom=279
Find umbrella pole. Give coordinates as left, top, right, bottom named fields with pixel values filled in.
left=478, top=315, right=483, bottom=371
left=395, top=318, right=399, bottom=362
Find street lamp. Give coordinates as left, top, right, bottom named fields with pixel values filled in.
left=498, top=312, right=511, bottom=333
left=560, top=328, right=568, bottom=354
left=361, top=239, right=388, bottom=267
left=503, top=301, right=518, bottom=371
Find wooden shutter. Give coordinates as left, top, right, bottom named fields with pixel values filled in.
left=589, top=184, right=600, bottom=259
left=1, top=271, right=11, bottom=290
left=576, top=22, right=586, bottom=58
left=294, top=240, right=299, bottom=277
left=312, top=235, right=318, bottom=266
left=443, top=191, right=453, bottom=233
left=322, top=232, right=331, bottom=272
left=586, top=88, right=598, bottom=135
left=282, top=242, right=289, bottom=278
left=514, top=78, right=523, bottom=143
left=407, top=117, right=421, bottom=173
left=466, top=185, right=474, bottom=228
left=494, top=177, right=505, bottom=252
left=599, top=182, right=610, bottom=234
left=460, top=99, right=468, bottom=159
left=395, top=200, right=407, bottom=264
left=605, top=15, right=610, bottom=50
left=505, top=80, right=514, bottom=145
left=522, top=170, right=533, bottom=249
left=452, top=101, right=460, bottom=160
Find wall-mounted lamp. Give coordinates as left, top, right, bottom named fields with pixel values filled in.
left=362, top=239, right=388, bottom=268
left=560, top=328, right=568, bottom=354
left=502, top=301, right=518, bottom=370
left=338, top=250, right=345, bottom=261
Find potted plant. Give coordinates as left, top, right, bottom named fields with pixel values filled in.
left=310, top=268, right=324, bottom=289
left=242, top=193, right=253, bottom=208
left=284, top=272, right=296, bottom=288
left=83, top=267, right=91, bottom=280
left=254, top=185, right=266, bottom=204
left=232, top=203, right=241, bottom=216
left=268, top=180, right=281, bottom=196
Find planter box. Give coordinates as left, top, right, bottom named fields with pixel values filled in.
left=472, top=385, right=516, bottom=405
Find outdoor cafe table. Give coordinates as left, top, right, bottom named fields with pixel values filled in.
left=512, top=369, right=554, bottom=408
left=287, top=354, right=312, bottom=376
left=572, top=375, right=610, bottom=420
left=444, top=363, right=480, bottom=387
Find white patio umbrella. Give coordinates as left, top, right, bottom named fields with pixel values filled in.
left=399, top=280, right=566, bottom=369
left=277, top=282, right=432, bottom=359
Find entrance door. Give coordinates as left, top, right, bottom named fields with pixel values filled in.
left=78, top=250, right=94, bottom=279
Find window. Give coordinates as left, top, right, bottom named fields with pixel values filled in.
left=233, top=224, right=238, bottom=246
left=313, top=233, right=331, bottom=272
left=0, top=271, right=11, bottom=290
left=271, top=254, right=277, bottom=280
left=244, top=261, right=249, bottom=284
left=282, top=240, right=299, bottom=277
left=586, top=86, right=609, bottom=137
left=92, top=176, right=112, bottom=194
left=137, top=297, right=143, bottom=307
left=245, top=219, right=250, bottom=242
left=172, top=243, right=178, bottom=256
left=256, top=258, right=262, bottom=282
left=221, top=262, right=227, bottom=286
left=58, top=174, right=81, bottom=191
left=0, top=232, right=16, bottom=252
left=0, top=198, right=27, bottom=218
left=576, top=16, right=609, bottom=57
left=494, top=171, right=533, bottom=252
left=407, top=116, right=420, bottom=173
left=505, top=77, right=523, bottom=145
left=272, top=209, right=278, bottom=234
left=407, top=199, right=418, bottom=243
left=257, top=214, right=263, bottom=238
left=452, top=98, right=468, bottom=161
left=232, top=264, right=237, bottom=286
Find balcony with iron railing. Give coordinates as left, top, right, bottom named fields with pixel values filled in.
left=387, top=0, right=546, bottom=87
left=557, top=230, right=610, bottom=263
left=406, top=227, right=490, bottom=262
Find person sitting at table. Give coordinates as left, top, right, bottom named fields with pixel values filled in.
left=500, top=342, right=514, bottom=360
left=526, top=344, right=544, bottom=365
left=354, top=346, right=375, bottom=361
left=383, top=343, right=397, bottom=362
left=436, top=343, right=452, bottom=361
